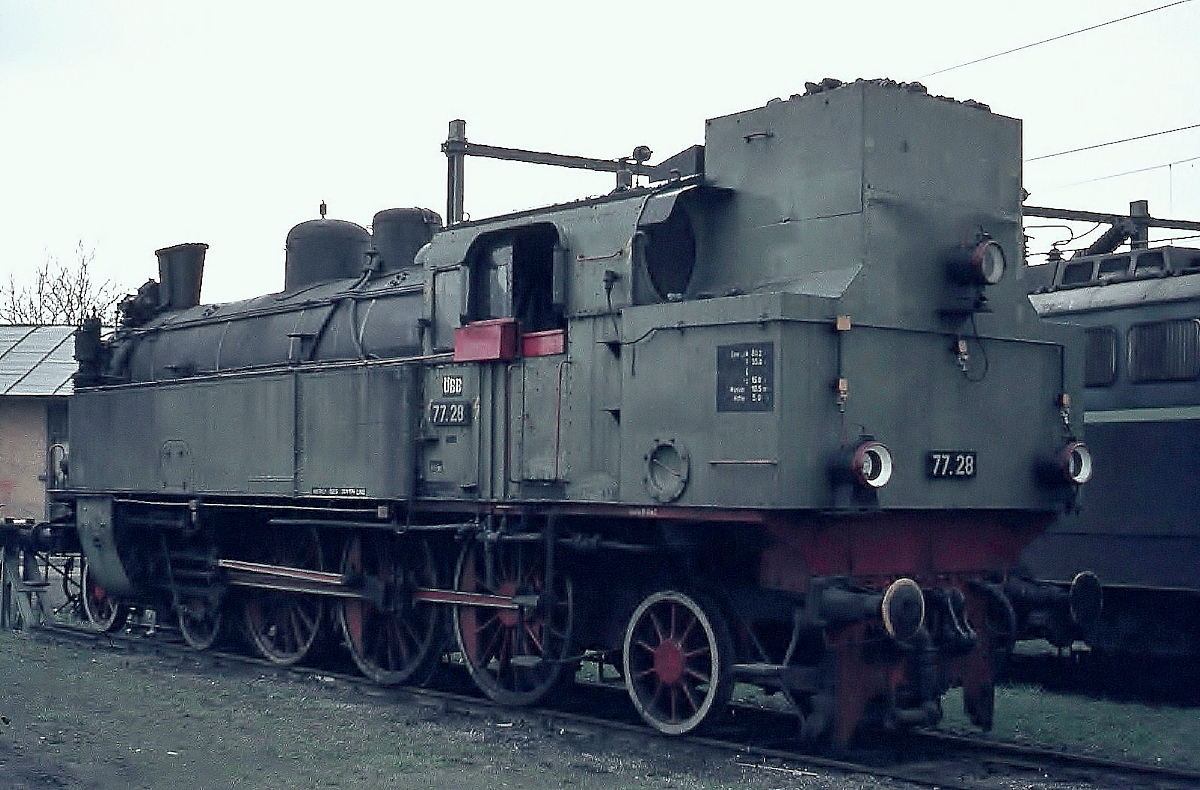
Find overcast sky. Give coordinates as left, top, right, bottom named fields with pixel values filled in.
left=1, top=0, right=1197, bottom=303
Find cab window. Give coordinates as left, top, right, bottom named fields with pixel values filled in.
left=468, top=224, right=563, bottom=332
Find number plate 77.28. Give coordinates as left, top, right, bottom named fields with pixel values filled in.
left=926, top=451, right=976, bottom=478
left=429, top=400, right=471, bottom=426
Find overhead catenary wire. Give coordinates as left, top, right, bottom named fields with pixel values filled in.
left=1153, top=232, right=1200, bottom=244
left=1028, top=231, right=1200, bottom=260
left=1043, top=155, right=1200, bottom=189
left=1027, top=124, right=1200, bottom=162
left=921, top=0, right=1194, bottom=77
left=1025, top=221, right=1105, bottom=249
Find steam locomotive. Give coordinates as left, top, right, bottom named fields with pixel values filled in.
left=57, top=78, right=1095, bottom=747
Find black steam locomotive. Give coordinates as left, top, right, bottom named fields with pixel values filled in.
left=57, top=79, right=1094, bottom=747
left=1027, top=223, right=1200, bottom=661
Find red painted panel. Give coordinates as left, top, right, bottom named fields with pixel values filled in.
left=454, top=318, right=519, bottom=362
left=759, top=512, right=1049, bottom=593
left=521, top=329, right=565, bottom=357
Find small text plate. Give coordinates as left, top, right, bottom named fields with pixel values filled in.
left=429, top=400, right=472, bottom=426
left=926, top=450, right=976, bottom=479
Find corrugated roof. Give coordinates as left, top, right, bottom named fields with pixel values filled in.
left=0, top=326, right=76, bottom=396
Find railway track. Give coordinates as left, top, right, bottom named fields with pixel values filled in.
left=30, top=620, right=1200, bottom=790
left=1006, top=649, right=1200, bottom=707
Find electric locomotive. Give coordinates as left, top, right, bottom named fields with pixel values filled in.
left=1027, top=233, right=1200, bottom=661
left=59, top=78, right=1093, bottom=746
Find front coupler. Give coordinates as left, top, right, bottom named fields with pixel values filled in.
left=806, top=576, right=1029, bottom=745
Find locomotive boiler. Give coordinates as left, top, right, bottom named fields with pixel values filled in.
left=59, top=78, right=1093, bottom=747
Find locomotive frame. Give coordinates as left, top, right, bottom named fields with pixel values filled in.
left=34, top=79, right=1101, bottom=748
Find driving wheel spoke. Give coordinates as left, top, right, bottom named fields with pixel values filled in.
left=243, top=527, right=325, bottom=667
left=452, top=537, right=575, bottom=706
left=623, top=591, right=733, bottom=736
left=177, top=594, right=223, bottom=651
left=337, top=533, right=445, bottom=686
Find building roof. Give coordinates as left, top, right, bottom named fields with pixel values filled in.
left=0, top=325, right=76, bottom=396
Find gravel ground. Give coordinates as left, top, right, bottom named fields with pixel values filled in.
left=0, top=629, right=916, bottom=790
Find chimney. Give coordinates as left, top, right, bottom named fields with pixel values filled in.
left=155, top=243, right=208, bottom=310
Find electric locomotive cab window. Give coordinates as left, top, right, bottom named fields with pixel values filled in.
left=1128, top=318, right=1200, bottom=383
left=1084, top=326, right=1117, bottom=387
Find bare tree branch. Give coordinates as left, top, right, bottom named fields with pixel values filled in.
left=0, top=243, right=123, bottom=325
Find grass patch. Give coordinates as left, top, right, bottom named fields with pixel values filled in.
left=732, top=669, right=1200, bottom=770
left=943, top=684, right=1200, bottom=769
